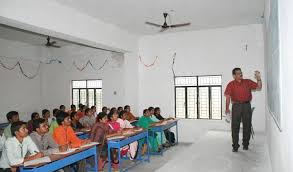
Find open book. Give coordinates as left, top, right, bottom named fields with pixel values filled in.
left=24, top=156, right=51, bottom=167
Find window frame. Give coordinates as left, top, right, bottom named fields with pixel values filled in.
left=174, top=75, right=222, bottom=120
left=71, top=79, right=102, bottom=109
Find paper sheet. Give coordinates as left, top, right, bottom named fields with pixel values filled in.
left=53, top=148, right=78, bottom=155
left=24, top=156, right=51, bottom=167
left=80, top=142, right=99, bottom=148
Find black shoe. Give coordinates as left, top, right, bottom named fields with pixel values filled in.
left=243, top=146, right=249, bottom=150
left=232, top=147, right=238, bottom=152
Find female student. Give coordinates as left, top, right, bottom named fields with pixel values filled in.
left=90, top=113, right=121, bottom=171
left=42, top=109, right=52, bottom=126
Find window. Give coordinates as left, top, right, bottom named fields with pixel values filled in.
left=175, top=75, right=222, bottom=119
left=72, top=80, right=102, bottom=112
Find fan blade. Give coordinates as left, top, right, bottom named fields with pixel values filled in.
left=145, top=21, right=162, bottom=27
left=51, top=41, right=57, bottom=45
left=170, top=23, right=191, bottom=28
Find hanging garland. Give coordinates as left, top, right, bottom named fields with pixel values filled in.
left=0, top=59, right=41, bottom=79
left=139, top=55, right=159, bottom=67
left=0, top=56, right=110, bottom=79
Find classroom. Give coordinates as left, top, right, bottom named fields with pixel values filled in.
left=0, top=0, right=292, bottom=172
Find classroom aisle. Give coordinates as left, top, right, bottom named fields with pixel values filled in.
left=129, top=130, right=272, bottom=172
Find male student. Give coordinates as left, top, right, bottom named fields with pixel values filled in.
left=52, top=111, right=89, bottom=172
left=79, top=108, right=95, bottom=129
left=59, top=105, right=66, bottom=112
left=67, top=105, right=77, bottom=115
left=0, top=121, right=43, bottom=171
left=30, top=118, right=60, bottom=155
left=3, top=111, right=19, bottom=139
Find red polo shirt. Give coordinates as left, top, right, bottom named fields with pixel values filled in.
left=225, top=79, right=258, bottom=102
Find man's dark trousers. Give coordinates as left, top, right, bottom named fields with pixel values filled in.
left=231, top=102, right=252, bottom=149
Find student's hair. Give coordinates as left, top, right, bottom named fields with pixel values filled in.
left=70, top=111, right=77, bottom=120
left=42, top=109, right=50, bottom=117
left=148, top=107, right=154, bottom=111
left=85, top=108, right=91, bottom=115
left=53, top=108, right=59, bottom=115
left=71, top=104, right=76, bottom=109
left=119, top=110, right=127, bottom=118
left=56, top=111, right=69, bottom=125
left=110, top=107, right=116, bottom=114
left=124, top=105, right=130, bottom=110
left=154, top=107, right=160, bottom=113
left=80, top=105, right=86, bottom=110
left=143, top=109, right=149, bottom=115
left=107, top=110, right=117, bottom=120
left=117, top=107, right=123, bottom=111
left=60, top=105, right=65, bottom=110
left=32, top=118, right=46, bottom=131
left=78, top=103, right=83, bottom=109
left=102, top=106, right=108, bottom=111
left=6, top=111, right=19, bottom=121
left=11, top=121, right=26, bottom=136
left=97, top=112, right=107, bottom=122
left=91, top=106, right=96, bottom=110
left=232, top=68, right=241, bottom=75
left=31, top=112, right=39, bottom=120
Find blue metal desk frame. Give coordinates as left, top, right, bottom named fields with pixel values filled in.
left=149, top=119, right=179, bottom=155
left=107, top=130, right=150, bottom=172
left=19, top=146, right=98, bottom=172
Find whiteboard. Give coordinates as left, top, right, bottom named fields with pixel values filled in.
left=266, top=0, right=281, bottom=130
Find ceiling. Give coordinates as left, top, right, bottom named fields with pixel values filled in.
left=0, top=24, right=70, bottom=47
left=53, top=0, right=264, bottom=35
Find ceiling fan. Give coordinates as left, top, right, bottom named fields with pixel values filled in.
left=45, top=36, right=61, bottom=48
left=145, top=13, right=191, bottom=32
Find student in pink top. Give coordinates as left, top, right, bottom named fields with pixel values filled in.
left=107, top=110, right=121, bottom=132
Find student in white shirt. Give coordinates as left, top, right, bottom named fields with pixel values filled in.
left=0, top=121, right=43, bottom=171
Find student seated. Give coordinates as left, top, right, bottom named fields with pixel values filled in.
left=52, top=111, right=90, bottom=172
left=67, top=104, right=77, bottom=115
left=27, top=112, right=40, bottom=134
left=124, top=105, right=138, bottom=121
left=107, top=110, right=121, bottom=131
left=101, top=106, right=109, bottom=114
left=42, top=109, right=52, bottom=126
left=117, top=110, right=139, bottom=160
left=70, top=112, right=83, bottom=131
left=59, top=105, right=66, bottom=112
left=79, top=108, right=95, bottom=129
left=3, top=111, right=19, bottom=139
left=137, top=109, right=160, bottom=153
left=117, top=106, right=123, bottom=115
left=148, top=107, right=170, bottom=147
left=90, top=113, right=121, bottom=171
left=0, top=121, right=43, bottom=171
left=30, top=118, right=60, bottom=155
left=49, top=109, right=59, bottom=134
left=154, top=107, right=176, bottom=145
left=77, top=105, right=86, bottom=119
left=90, top=106, right=98, bottom=118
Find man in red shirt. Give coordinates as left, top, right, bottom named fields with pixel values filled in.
left=225, top=68, right=262, bottom=152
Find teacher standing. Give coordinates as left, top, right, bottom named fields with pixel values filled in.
left=224, top=68, right=262, bottom=152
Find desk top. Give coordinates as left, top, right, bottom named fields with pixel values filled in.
left=18, top=142, right=99, bottom=168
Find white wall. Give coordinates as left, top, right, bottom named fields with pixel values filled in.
left=0, top=38, right=42, bottom=122
left=138, top=24, right=265, bottom=132
left=264, top=0, right=293, bottom=172
left=40, top=45, right=127, bottom=111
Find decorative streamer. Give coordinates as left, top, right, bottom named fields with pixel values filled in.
left=171, top=52, right=177, bottom=85
left=139, top=55, right=159, bottom=67
left=72, top=58, right=108, bottom=71
left=0, top=59, right=41, bottom=79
